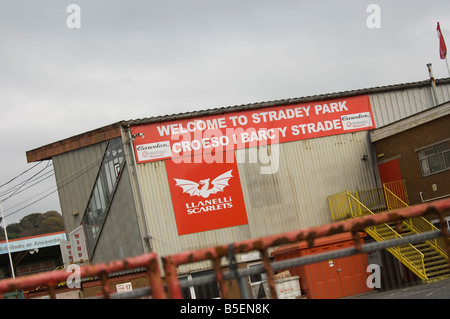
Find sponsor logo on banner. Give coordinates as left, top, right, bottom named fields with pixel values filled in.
left=136, top=141, right=172, bottom=161
left=341, top=112, right=373, bottom=130
left=166, top=155, right=248, bottom=235
left=174, top=169, right=233, bottom=199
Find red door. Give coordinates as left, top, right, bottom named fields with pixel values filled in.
left=378, top=158, right=407, bottom=206
left=334, top=241, right=371, bottom=297
left=304, top=240, right=372, bottom=299
left=377, top=158, right=402, bottom=184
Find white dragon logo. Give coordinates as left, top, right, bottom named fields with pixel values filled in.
left=174, top=170, right=233, bottom=198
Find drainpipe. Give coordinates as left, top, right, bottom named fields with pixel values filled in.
left=125, top=126, right=153, bottom=252
left=427, top=63, right=440, bottom=106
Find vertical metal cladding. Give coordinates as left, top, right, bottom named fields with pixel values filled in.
left=136, top=160, right=252, bottom=272
left=52, top=141, right=108, bottom=233
left=437, top=82, right=450, bottom=102
left=369, top=82, right=450, bottom=128
left=237, top=131, right=377, bottom=238
left=137, top=131, right=377, bottom=261
left=134, top=81, right=450, bottom=272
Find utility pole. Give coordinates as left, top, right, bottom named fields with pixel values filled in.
left=0, top=204, right=15, bottom=279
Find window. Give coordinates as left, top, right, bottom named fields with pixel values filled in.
left=248, top=262, right=268, bottom=299
left=248, top=263, right=267, bottom=283
left=431, top=217, right=450, bottom=229
left=83, top=138, right=125, bottom=256
left=192, top=270, right=221, bottom=299
left=178, top=276, right=194, bottom=299
left=418, top=141, right=450, bottom=176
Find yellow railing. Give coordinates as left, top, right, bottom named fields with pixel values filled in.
left=355, top=187, right=387, bottom=215
left=327, top=180, right=450, bottom=280
left=383, top=180, right=409, bottom=209
left=328, top=186, right=387, bottom=222
left=328, top=191, right=352, bottom=222
left=383, top=186, right=447, bottom=258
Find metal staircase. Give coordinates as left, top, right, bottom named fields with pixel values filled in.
left=328, top=181, right=450, bottom=281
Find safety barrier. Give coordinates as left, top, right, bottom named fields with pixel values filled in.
left=1, top=199, right=450, bottom=299
left=328, top=181, right=409, bottom=223
left=328, top=182, right=449, bottom=281
left=345, top=192, right=427, bottom=279
left=383, top=180, right=409, bottom=210
left=383, top=186, right=447, bottom=257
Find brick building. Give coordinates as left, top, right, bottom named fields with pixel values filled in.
left=371, top=101, right=450, bottom=208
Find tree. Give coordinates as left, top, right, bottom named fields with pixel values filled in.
left=0, top=211, right=65, bottom=241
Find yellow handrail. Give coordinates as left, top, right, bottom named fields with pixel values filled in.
left=328, top=181, right=449, bottom=280
left=348, top=193, right=427, bottom=279
left=383, top=186, right=448, bottom=258
left=383, top=180, right=409, bottom=208
left=328, top=191, right=353, bottom=222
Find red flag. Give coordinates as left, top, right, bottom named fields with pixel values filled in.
left=437, top=22, right=447, bottom=60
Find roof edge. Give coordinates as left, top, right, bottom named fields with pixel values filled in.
left=26, top=122, right=123, bottom=163
left=26, top=77, right=450, bottom=162
left=124, top=77, right=450, bottom=127
left=370, top=100, right=450, bottom=142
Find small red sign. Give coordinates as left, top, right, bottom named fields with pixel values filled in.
left=165, top=153, right=248, bottom=235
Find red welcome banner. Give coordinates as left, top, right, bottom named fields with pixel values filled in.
left=165, top=153, right=248, bottom=235
left=132, top=95, right=373, bottom=163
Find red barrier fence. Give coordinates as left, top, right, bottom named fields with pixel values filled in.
left=1, top=199, right=449, bottom=299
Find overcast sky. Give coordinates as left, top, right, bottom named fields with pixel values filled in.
left=0, top=1, right=449, bottom=225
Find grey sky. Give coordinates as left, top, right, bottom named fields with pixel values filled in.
left=0, top=1, right=449, bottom=225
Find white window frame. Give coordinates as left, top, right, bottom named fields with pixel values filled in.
left=178, top=270, right=221, bottom=299
left=430, top=216, right=450, bottom=230
left=417, top=139, right=450, bottom=176
left=247, top=262, right=267, bottom=299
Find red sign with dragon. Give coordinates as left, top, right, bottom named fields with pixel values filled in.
left=165, top=153, right=248, bottom=235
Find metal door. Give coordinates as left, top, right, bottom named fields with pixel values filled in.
left=305, top=244, right=344, bottom=299
left=334, top=240, right=371, bottom=297
left=305, top=240, right=371, bottom=299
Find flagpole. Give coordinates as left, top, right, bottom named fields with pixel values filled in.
left=446, top=57, right=450, bottom=77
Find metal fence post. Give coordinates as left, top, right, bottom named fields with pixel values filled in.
left=162, top=256, right=182, bottom=299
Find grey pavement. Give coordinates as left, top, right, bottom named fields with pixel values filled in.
left=349, top=278, right=450, bottom=299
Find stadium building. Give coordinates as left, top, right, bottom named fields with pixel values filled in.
left=26, top=76, right=450, bottom=298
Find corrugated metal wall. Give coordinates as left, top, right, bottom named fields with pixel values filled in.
left=89, top=164, right=145, bottom=264
left=49, top=80, right=450, bottom=273
left=238, top=132, right=377, bottom=238
left=370, top=81, right=450, bottom=127
left=53, top=140, right=145, bottom=264
left=137, top=160, right=252, bottom=272
left=135, top=81, right=450, bottom=272
left=137, top=131, right=377, bottom=266
left=53, top=141, right=107, bottom=233
left=437, top=82, right=450, bottom=103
